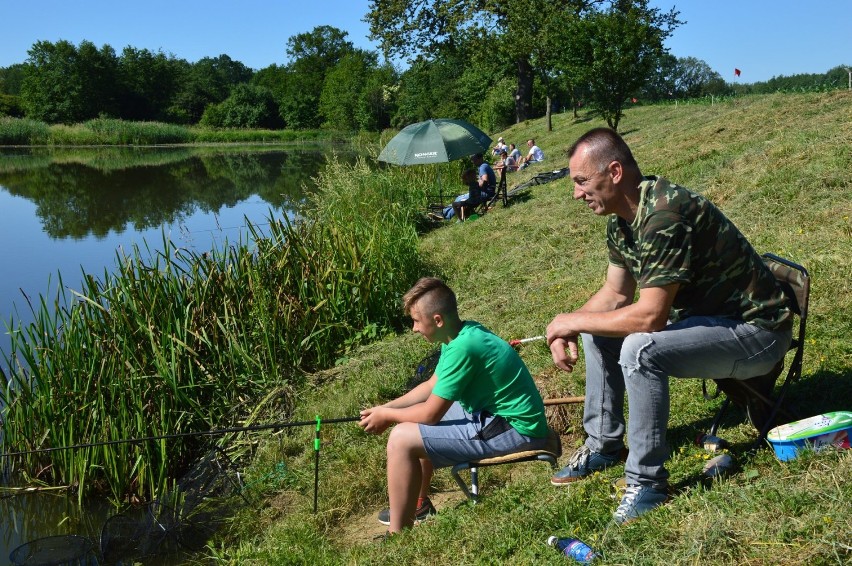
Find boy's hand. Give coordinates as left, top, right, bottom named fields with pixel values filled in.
left=359, top=406, right=392, bottom=435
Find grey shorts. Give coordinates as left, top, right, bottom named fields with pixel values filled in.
left=419, top=402, right=547, bottom=468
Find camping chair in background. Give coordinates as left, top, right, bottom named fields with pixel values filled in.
left=491, top=168, right=509, bottom=208
left=469, top=170, right=508, bottom=218
left=704, top=253, right=810, bottom=448
left=451, top=427, right=562, bottom=501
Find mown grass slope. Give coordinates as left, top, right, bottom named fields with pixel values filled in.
left=225, top=91, right=852, bottom=565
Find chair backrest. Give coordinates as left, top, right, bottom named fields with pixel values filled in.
left=762, top=253, right=810, bottom=391
left=762, top=253, right=809, bottom=340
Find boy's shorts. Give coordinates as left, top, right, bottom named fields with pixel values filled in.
left=419, top=402, right=547, bottom=468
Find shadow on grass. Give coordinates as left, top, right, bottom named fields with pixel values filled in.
left=505, top=192, right=533, bottom=207
left=667, top=367, right=852, bottom=495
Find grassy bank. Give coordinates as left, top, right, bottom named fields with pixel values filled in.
left=0, top=116, right=351, bottom=146
left=224, top=91, right=852, bottom=564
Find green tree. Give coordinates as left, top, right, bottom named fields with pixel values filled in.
left=0, top=63, right=27, bottom=95
left=280, top=26, right=355, bottom=129
left=117, top=47, right=183, bottom=121
left=366, top=0, right=591, bottom=123
left=393, top=56, right=464, bottom=127
left=391, top=36, right=513, bottom=132
left=21, top=39, right=119, bottom=123
left=168, top=55, right=253, bottom=124
left=0, top=93, right=24, bottom=117
left=319, top=50, right=397, bottom=131
left=564, top=1, right=681, bottom=130
left=251, top=64, right=291, bottom=126
left=200, top=83, right=283, bottom=129
left=354, top=62, right=398, bottom=131
left=673, top=56, right=724, bottom=98
left=320, top=50, right=378, bottom=130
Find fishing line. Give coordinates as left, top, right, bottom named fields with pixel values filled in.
left=0, top=416, right=361, bottom=458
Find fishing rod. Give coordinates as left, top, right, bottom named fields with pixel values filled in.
left=1, top=393, right=586, bottom=459
left=0, top=416, right=362, bottom=459
left=508, top=335, right=545, bottom=347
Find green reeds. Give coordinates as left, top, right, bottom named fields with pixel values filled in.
left=0, top=116, right=355, bottom=146
left=0, top=154, right=430, bottom=502
left=0, top=116, right=51, bottom=145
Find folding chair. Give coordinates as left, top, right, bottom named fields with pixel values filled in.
left=705, top=253, right=810, bottom=447
left=451, top=427, right=562, bottom=501
left=492, top=168, right=508, bottom=207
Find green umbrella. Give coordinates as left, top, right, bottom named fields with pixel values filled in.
left=377, top=119, right=492, bottom=165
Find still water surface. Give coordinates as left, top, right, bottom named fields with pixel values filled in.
left=0, top=145, right=353, bottom=562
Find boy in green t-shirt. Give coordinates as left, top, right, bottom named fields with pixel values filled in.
left=359, top=277, right=549, bottom=534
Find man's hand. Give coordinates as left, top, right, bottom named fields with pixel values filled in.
left=359, top=406, right=392, bottom=435
left=547, top=313, right=580, bottom=372
left=549, top=337, right=579, bottom=372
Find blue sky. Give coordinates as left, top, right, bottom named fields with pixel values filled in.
left=1, top=1, right=849, bottom=83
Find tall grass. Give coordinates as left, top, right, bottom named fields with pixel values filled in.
left=0, top=116, right=357, bottom=146
left=0, top=116, right=51, bottom=145
left=0, top=155, right=429, bottom=502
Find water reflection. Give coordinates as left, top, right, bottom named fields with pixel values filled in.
left=0, top=147, right=333, bottom=239
left=0, top=489, right=110, bottom=563
left=0, top=146, right=353, bottom=358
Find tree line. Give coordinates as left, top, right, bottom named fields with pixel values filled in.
left=0, top=0, right=848, bottom=132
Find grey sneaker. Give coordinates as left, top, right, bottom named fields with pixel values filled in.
left=613, top=484, right=669, bottom=524
left=377, top=497, right=436, bottom=526
left=550, top=445, right=626, bottom=486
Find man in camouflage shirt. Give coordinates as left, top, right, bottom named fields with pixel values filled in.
left=545, top=128, right=792, bottom=524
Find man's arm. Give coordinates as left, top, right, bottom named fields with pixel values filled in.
left=546, top=264, right=679, bottom=371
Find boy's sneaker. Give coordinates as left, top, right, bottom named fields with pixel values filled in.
left=550, top=445, right=627, bottom=485
left=377, top=497, right=436, bottom=526
left=613, top=484, right=669, bottom=525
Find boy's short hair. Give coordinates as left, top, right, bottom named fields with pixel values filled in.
left=402, top=277, right=458, bottom=317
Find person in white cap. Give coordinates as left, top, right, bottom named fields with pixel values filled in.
left=492, top=136, right=507, bottom=156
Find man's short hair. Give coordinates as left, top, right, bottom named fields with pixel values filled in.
left=527, top=139, right=535, bottom=144
left=471, top=153, right=484, bottom=162
left=402, top=277, right=458, bottom=318
left=568, top=127, right=639, bottom=173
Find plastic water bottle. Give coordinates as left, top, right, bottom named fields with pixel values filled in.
left=547, top=535, right=599, bottom=563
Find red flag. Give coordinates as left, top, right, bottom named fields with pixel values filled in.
left=734, top=68, right=741, bottom=77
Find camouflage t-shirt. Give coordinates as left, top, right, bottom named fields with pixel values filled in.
left=606, top=177, right=791, bottom=330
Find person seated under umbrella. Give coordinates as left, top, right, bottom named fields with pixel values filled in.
left=452, top=154, right=496, bottom=220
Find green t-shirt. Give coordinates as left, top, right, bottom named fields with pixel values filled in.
left=432, top=321, right=548, bottom=438
left=606, top=176, right=791, bottom=331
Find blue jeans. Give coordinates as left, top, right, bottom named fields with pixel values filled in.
left=581, top=316, right=792, bottom=490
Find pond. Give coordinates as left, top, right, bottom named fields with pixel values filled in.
left=0, top=144, right=354, bottom=562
